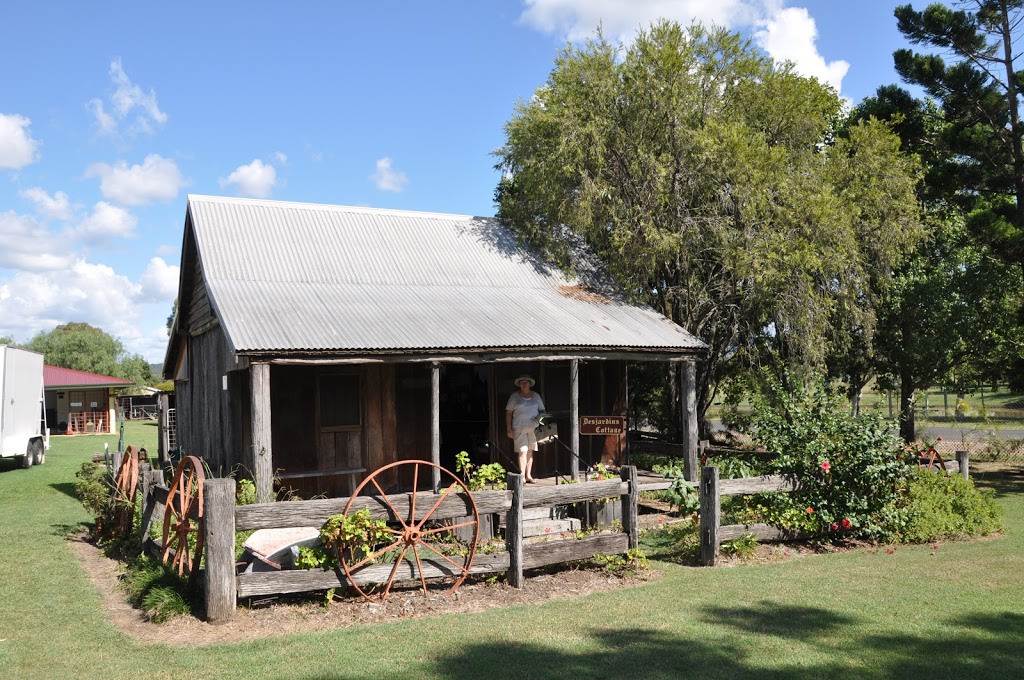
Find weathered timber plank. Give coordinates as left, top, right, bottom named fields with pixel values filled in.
left=203, top=479, right=236, bottom=624
left=236, top=552, right=510, bottom=597
left=637, top=480, right=674, bottom=492
left=234, top=489, right=513, bottom=531
left=682, top=360, right=698, bottom=482
left=699, top=466, right=720, bottom=566
left=718, top=523, right=789, bottom=542
left=522, top=479, right=628, bottom=508
left=506, top=473, right=524, bottom=588
left=250, top=362, right=274, bottom=503
left=632, top=440, right=688, bottom=458
left=621, top=466, right=638, bottom=549
left=718, top=475, right=797, bottom=496
left=522, top=533, right=629, bottom=570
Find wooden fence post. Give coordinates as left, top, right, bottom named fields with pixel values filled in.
left=956, top=450, right=970, bottom=480
left=620, top=465, right=638, bottom=549
left=506, top=472, right=524, bottom=588
left=138, top=462, right=151, bottom=554
left=111, top=449, right=123, bottom=479
left=203, top=478, right=236, bottom=624
left=699, top=466, right=720, bottom=566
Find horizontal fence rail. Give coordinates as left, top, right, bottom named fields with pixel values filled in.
left=162, top=465, right=641, bottom=624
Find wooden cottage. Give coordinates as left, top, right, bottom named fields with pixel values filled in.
left=164, top=195, right=705, bottom=501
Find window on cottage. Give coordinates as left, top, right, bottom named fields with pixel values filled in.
left=319, top=374, right=361, bottom=428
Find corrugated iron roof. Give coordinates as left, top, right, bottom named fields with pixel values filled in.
left=186, top=195, right=706, bottom=354
left=44, top=365, right=134, bottom=389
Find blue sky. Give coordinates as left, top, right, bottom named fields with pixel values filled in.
left=1, top=0, right=913, bottom=363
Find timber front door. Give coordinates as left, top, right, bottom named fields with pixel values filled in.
left=316, top=372, right=363, bottom=495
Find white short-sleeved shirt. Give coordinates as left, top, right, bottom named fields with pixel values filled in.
left=506, top=391, right=545, bottom=430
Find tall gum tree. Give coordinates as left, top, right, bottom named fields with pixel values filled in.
left=495, top=21, right=923, bottom=435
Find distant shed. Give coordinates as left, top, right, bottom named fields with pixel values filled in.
left=164, top=195, right=706, bottom=501
left=43, top=365, right=132, bottom=434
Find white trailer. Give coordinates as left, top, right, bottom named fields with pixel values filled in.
left=0, top=346, right=48, bottom=468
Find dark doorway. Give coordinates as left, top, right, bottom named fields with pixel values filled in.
left=439, top=365, right=490, bottom=472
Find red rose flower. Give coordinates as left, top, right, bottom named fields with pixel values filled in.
left=937, top=436, right=942, bottom=441
left=820, top=461, right=831, bottom=472
left=830, top=523, right=839, bottom=531
left=806, top=507, right=814, bottom=514
left=841, top=518, right=852, bottom=529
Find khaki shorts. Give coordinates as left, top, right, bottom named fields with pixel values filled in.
left=513, top=427, right=538, bottom=452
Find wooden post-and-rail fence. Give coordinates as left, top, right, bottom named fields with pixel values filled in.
left=136, top=465, right=640, bottom=624
left=698, top=450, right=971, bottom=566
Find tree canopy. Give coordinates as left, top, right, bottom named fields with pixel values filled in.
left=495, top=21, right=923, bottom=429
left=895, top=0, right=1024, bottom=264
left=26, top=322, right=154, bottom=386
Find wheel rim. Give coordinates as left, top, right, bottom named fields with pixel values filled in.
left=339, top=460, right=479, bottom=602
left=161, top=455, right=205, bottom=580
left=112, top=445, right=140, bottom=538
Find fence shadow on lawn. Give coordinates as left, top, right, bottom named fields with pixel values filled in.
left=423, top=608, right=1024, bottom=679
left=972, top=465, right=1024, bottom=498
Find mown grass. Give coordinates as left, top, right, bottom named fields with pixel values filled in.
left=1, top=422, right=1022, bottom=678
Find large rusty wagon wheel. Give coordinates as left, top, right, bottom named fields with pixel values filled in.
left=340, top=460, right=479, bottom=602
left=162, top=455, right=205, bottom=581
left=111, top=445, right=140, bottom=538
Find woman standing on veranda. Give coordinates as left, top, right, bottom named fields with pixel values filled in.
left=505, top=375, right=544, bottom=483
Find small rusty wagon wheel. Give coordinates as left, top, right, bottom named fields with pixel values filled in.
left=162, top=455, right=206, bottom=581
left=111, top=445, right=140, bottom=538
left=340, top=460, right=479, bottom=602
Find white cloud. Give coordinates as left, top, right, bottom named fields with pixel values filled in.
left=74, top=202, right=137, bottom=242
left=86, top=154, right=186, bottom=206
left=20, top=187, right=74, bottom=221
left=139, top=257, right=179, bottom=301
left=0, top=259, right=177, bottom=361
left=88, top=58, right=167, bottom=138
left=0, top=113, right=41, bottom=170
left=220, top=159, right=277, bottom=198
left=371, top=157, right=408, bottom=193
left=754, top=7, right=848, bottom=93
left=520, top=0, right=763, bottom=44
left=519, top=0, right=847, bottom=94
left=155, top=244, right=178, bottom=256
left=0, top=211, right=76, bottom=271
left=274, top=151, right=288, bottom=165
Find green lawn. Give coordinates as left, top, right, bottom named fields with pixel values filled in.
left=1, top=423, right=1022, bottom=679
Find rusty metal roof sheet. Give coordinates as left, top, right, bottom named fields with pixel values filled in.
left=185, top=195, right=705, bottom=355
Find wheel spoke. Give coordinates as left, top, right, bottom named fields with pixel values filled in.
left=431, top=549, right=470, bottom=575
left=381, top=544, right=410, bottom=600
left=346, top=536, right=403, bottom=572
left=420, top=520, right=477, bottom=536
left=414, top=490, right=451, bottom=528
left=411, top=543, right=429, bottom=595
left=370, top=477, right=408, bottom=527
left=410, top=463, right=419, bottom=525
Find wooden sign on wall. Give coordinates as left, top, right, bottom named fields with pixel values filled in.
left=580, top=416, right=626, bottom=435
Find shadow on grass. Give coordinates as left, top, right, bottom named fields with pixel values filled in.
left=971, top=465, right=1024, bottom=498
left=700, top=602, right=856, bottom=641
left=51, top=481, right=80, bottom=501
left=414, top=606, right=1024, bottom=680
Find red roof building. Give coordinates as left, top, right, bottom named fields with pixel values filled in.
left=43, top=366, right=133, bottom=435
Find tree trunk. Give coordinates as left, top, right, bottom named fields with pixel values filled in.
left=899, top=373, right=916, bottom=442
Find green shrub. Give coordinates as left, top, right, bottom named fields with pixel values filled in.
left=142, top=587, right=192, bottom=623
left=897, top=468, right=1003, bottom=543
left=720, top=533, right=759, bottom=560
left=733, top=374, right=909, bottom=540
left=74, top=462, right=112, bottom=519
left=120, top=555, right=193, bottom=622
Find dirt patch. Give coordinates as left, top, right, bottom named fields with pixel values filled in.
left=69, top=537, right=657, bottom=646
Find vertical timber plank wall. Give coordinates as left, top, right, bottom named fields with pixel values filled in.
left=250, top=363, right=274, bottom=503
left=185, top=329, right=237, bottom=473
left=431, top=364, right=441, bottom=491
left=570, top=359, right=580, bottom=481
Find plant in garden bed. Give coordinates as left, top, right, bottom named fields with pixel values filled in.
left=590, top=548, right=650, bottom=576
left=720, top=532, right=759, bottom=560
left=731, top=373, right=911, bottom=541
left=455, top=450, right=507, bottom=491
left=120, top=555, right=195, bottom=622
left=893, top=468, right=1003, bottom=543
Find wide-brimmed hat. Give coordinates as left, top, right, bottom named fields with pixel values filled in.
left=514, top=374, right=535, bottom=387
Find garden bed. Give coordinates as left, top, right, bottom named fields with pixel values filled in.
left=70, top=534, right=656, bottom=646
